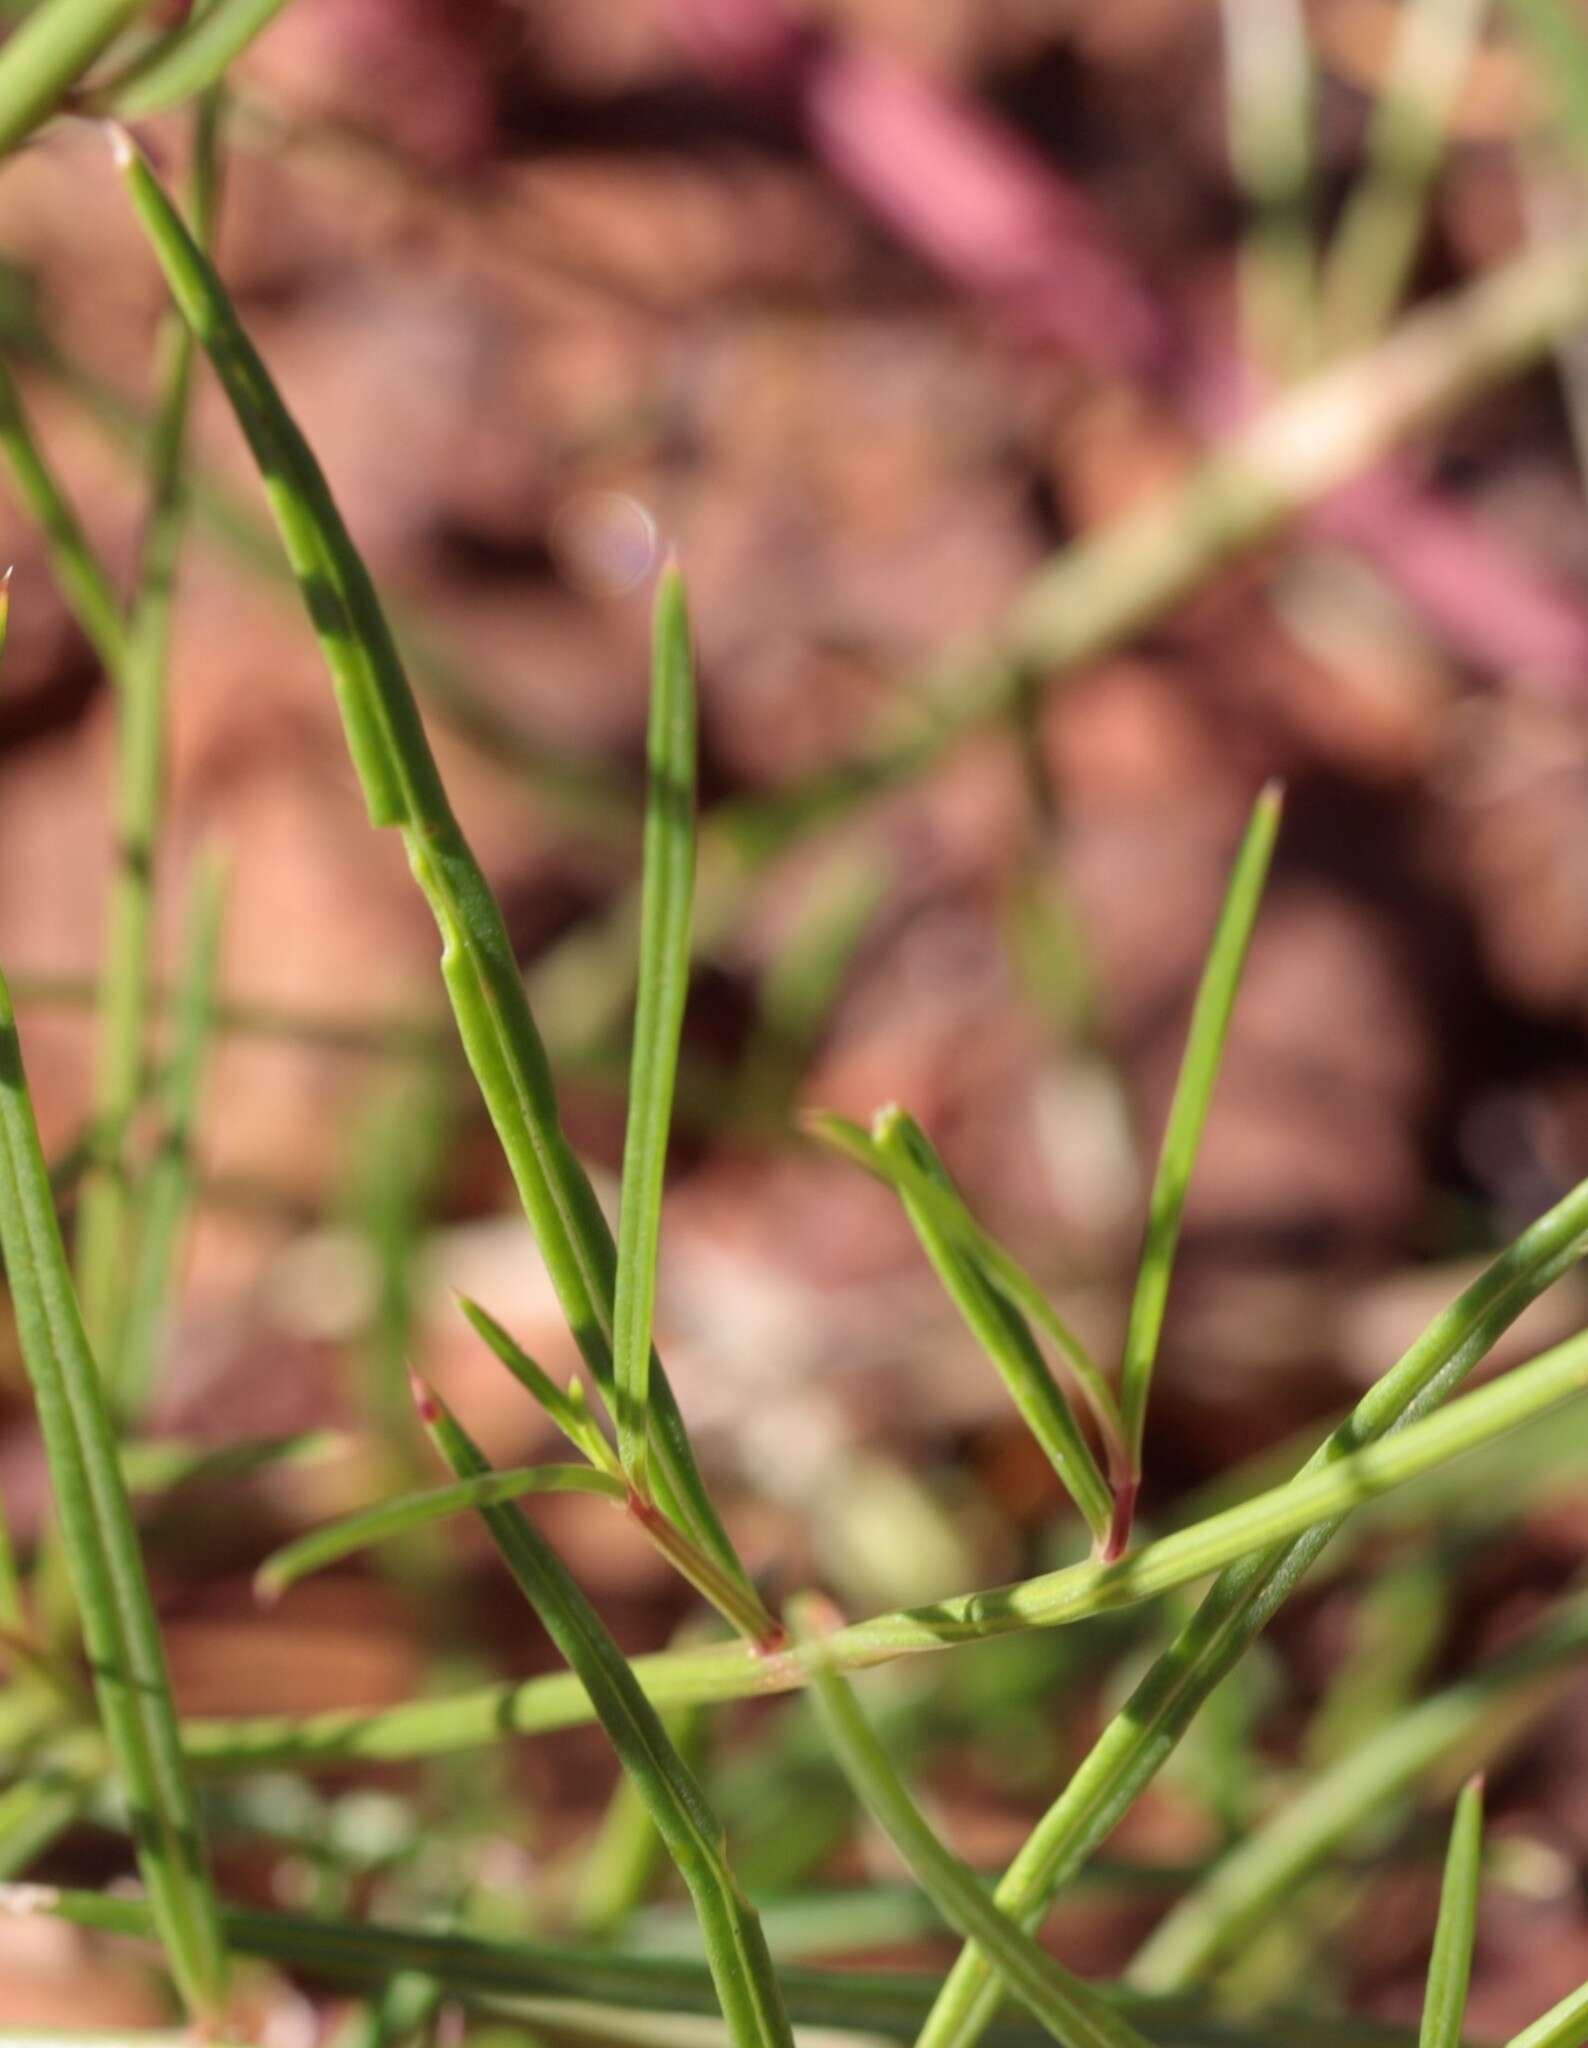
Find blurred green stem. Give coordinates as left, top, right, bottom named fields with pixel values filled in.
left=1321, top=0, right=1491, bottom=351
left=76, top=92, right=222, bottom=1360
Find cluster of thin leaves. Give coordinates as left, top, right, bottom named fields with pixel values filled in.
left=0, top=4, right=1585, bottom=2047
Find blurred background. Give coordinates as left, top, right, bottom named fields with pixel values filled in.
left=4, top=0, right=1588, bottom=2038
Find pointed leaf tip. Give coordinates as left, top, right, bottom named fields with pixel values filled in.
left=408, top=1367, right=441, bottom=1427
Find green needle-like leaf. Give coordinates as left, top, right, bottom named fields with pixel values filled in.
left=457, top=1293, right=621, bottom=1472
left=615, top=566, right=697, bottom=1491
left=0, top=0, right=147, bottom=156
left=1507, top=1981, right=1588, bottom=2048
left=112, top=129, right=770, bottom=1637
left=1420, top=1776, right=1485, bottom=2048
left=413, top=1378, right=796, bottom=2048
left=871, top=1107, right=1115, bottom=1549
left=1118, top=782, right=1281, bottom=1470
left=811, top=1109, right=1124, bottom=1478
left=256, top=1463, right=628, bottom=1602
left=575, top=1621, right=711, bottom=1937
left=0, top=361, right=127, bottom=677
left=0, top=972, right=226, bottom=2021
left=92, top=0, right=292, bottom=116
left=793, top=1594, right=1152, bottom=2048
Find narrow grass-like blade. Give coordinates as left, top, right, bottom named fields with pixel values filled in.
left=256, top=1464, right=627, bottom=1602
left=1506, top=1982, right=1588, bottom=2048
left=871, top=1109, right=1115, bottom=1548
left=0, top=972, right=226, bottom=2021
left=78, top=91, right=223, bottom=1365
left=1320, top=0, right=1490, bottom=351
left=917, top=1163, right=1588, bottom=2048
left=0, top=361, right=127, bottom=677
left=0, top=1771, right=90, bottom=1879
left=1420, top=1776, right=1484, bottom=2048
left=810, top=1110, right=1124, bottom=1471
left=112, top=131, right=769, bottom=1635
left=1221, top=0, right=1317, bottom=376
left=0, top=1483, right=22, bottom=1634
left=1118, top=783, right=1281, bottom=1469
left=792, top=1595, right=1151, bottom=2048
left=576, top=1628, right=709, bottom=1937
left=346, top=1074, right=449, bottom=1473
left=614, top=567, right=696, bottom=1490
left=92, top=0, right=292, bottom=116
left=457, top=1294, right=619, bottom=1473
left=113, top=850, right=225, bottom=1415
left=412, top=1379, right=795, bottom=2048
left=0, top=0, right=146, bottom=155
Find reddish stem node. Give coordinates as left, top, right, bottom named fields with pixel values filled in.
left=1101, top=1476, right=1138, bottom=1564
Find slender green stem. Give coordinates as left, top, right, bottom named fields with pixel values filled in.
left=414, top=1379, right=795, bottom=2048
left=256, top=1463, right=629, bottom=1602
left=1321, top=0, right=1492, bottom=352
left=1128, top=1598, right=1588, bottom=1991
left=1118, top=785, right=1280, bottom=1471
left=794, top=1594, right=1152, bottom=2048
left=1221, top=0, right=1318, bottom=376
left=1507, top=1983, right=1588, bottom=2048
left=90, top=0, right=292, bottom=116
left=113, top=130, right=770, bottom=1634
left=0, top=0, right=147, bottom=155
left=575, top=1624, right=710, bottom=1937
left=0, top=361, right=127, bottom=677
left=77, top=92, right=222, bottom=1362
left=0, top=1770, right=91, bottom=1879
left=0, top=1486, right=22, bottom=1636
left=0, top=972, right=226, bottom=2021
left=615, top=566, right=697, bottom=1491
left=169, top=1273, right=1588, bottom=1771
left=915, top=1167, right=1588, bottom=2048
left=112, top=850, right=225, bottom=1415
left=1420, top=1777, right=1484, bottom=2048
left=457, top=1295, right=620, bottom=1472
left=872, top=1108, right=1115, bottom=1547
